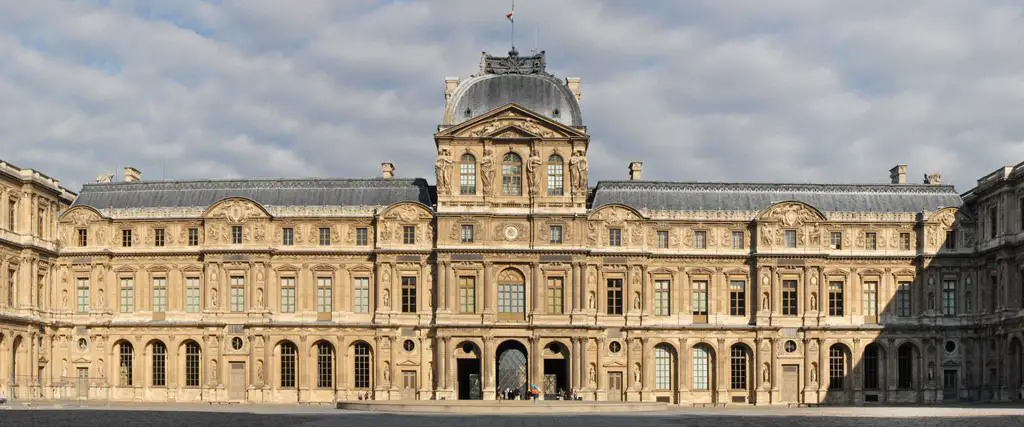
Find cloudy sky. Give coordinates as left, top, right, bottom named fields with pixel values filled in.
left=2, top=0, right=1023, bottom=192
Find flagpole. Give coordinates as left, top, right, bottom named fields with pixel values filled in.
left=510, top=0, right=515, bottom=50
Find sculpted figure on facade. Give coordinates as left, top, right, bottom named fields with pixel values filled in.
left=435, top=148, right=454, bottom=195
left=569, top=149, right=587, bottom=192
left=526, top=147, right=542, bottom=196
left=256, top=359, right=264, bottom=384
left=480, top=147, right=495, bottom=196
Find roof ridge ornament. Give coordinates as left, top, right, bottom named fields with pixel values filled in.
left=479, top=50, right=549, bottom=76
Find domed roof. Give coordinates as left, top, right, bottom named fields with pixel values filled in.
left=443, top=49, right=583, bottom=127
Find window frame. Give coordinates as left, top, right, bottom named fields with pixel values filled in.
left=280, top=277, right=296, bottom=313
left=606, top=278, right=623, bottom=315
left=782, top=280, right=798, bottom=315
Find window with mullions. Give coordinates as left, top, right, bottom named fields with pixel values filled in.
left=319, top=227, right=331, bottom=246
left=230, top=276, right=245, bottom=312
left=401, top=277, right=417, bottom=313
left=547, top=277, right=563, bottom=314
left=827, top=281, right=843, bottom=317
left=549, top=225, right=562, bottom=244
left=899, top=232, right=911, bottom=250
left=896, top=281, right=912, bottom=317
left=353, top=342, right=371, bottom=389
left=608, top=228, right=621, bottom=247
left=784, top=230, right=797, bottom=248
left=187, top=227, right=199, bottom=246
left=282, top=227, right=294, bottom=246
left=654, top=279, right=671, bottom=315
left=692, top=345, right=711, bottom=391
left=865, top=232, right=877, bottom=250
left=547, top=155, right=564, bottom=196
left=78, top=228, right=88, bottom=246
left=316, top=277, right=333, bottom=313
left=657, top=231, right=669, bottom=249
left=231, top=225, right=242, bottom=244
left=694, top=230, right=707, bottom=249
left=606, top=278, right=623, bottom=315
left=154, top=228, right=165, bottom=247
left=830, top=231, right=843, bottom=249
left=354, top=277, right=369, bottom=313
left=654, top=345, right=673, bottom=390
left=280, top=342, right=297, bottom=388
left=691, top=280, right=708, bottom=317
left=355, top=228, right=368, bottom=246
left=402, top=226, right=416, bottom=244
left=280, top=277, right=296, bottom=313
left=185, top=277, right=201, bottom=313
left=729, top=280, right=745, bottom=316
left=459, top=276, right=476, bottom=313
left=461, top=224, right=474, bottom=243
left=119, top=341, right=134, bottom=386
left=863, top=281, right=878, bottom=317
left=122, top=229, right=132, bottom=247
left=119, top=277, right=134, bottom=313
left=184, top=341, right=201, bottom=387
left=460, top=154, right=477, bottom=195
left=942, top=279, right=957, bottom=316
left=782, top=280, right=798, bottom=315
left=732, top=231, right=744, bottom=249
left=828, top=346, right=846, bottom=390
left=498, top=273, right=526, bottom=320
left=151, top=342, right=167, bottom=387
left=76, top=278, right=89, bottom=313
left=317, top=342, right=334, bottom=388
left=502, top=152, right=523, bottom=195
left=152, top=277, right=167, bottom=313
left=730, top=345, right=748, bottom=390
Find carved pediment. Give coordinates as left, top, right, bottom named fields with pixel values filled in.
left=590, top=205, right=643, bottom=224
left=759, top=201, right=825, bottom=227
left=437, top=104, right=586, bottom=139
left=61, top=207, right=104, bottom=226
left=381, top=203, right=432, bottom=223
left=205, top=198, right=268, bottom=223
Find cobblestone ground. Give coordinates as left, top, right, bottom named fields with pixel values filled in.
left=1, top=405, right=1023, bottom=427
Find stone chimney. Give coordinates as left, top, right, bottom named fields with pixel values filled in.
left=924, top=173, right=942, bottom=185
left=95, top=174, right=114, bottom=183
left=565, top=77, right=582, bottom=102
left=381, top=162, right=395, bottom=179
left=123, top=166, right=141, bottom=183
left=444, top=77, right=459, bottom=103
left=628, top=161, right=643, bottom=181
left=889, top=164, right=907, bottom=184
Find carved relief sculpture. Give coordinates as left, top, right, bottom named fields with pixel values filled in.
left=480, top=147, right=495, bottom=196
left=435, top=148, right=454, bottom=195
left=569, top=149, right=587, bottom=192
left=526, top=147, right=542, bottom=196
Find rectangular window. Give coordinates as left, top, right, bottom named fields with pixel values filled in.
left=185, top=277, right=200, bottom=313
left=547, top=277, right=564, bottom=314
left=606, top=278, right=623, bottom=315
left=896, top=281, right=912, bottom=317
left=459, top=276, right=476, bottom=313
left=402, top=226, right=416, bottom=244
left=498, top=281, right=525, bottom=319
left=37, top=208, right=44, bottom=238
left=863, top=281, right=878, bottom=316
left=7, top=199, right=15, bottom=231
left=942, top=279, right=956, bottom=316
left=729, top=280, right=746, bottom=316
left=461, top=224, right=474, bottom=243
left=230, top=276, right=245, bottom=312
left=353, top=277, right=369, bottom=313
left=828, top=281, right=844, bottom=317
left=865, top=232, right=877, bottom=250
left=355, top=227, right=368, bottom=246
left=280, top=277, right=296, bottom=313
left=461, top=160, right=476, bottom=195
left=945, top=230, right=956, bottom=249
left=154, top=228, right=165, bottom=247
left=319, top=227, right=331, bottom=246
left=119, top=278, right=134, bottom=313
left=654, top=279, right=670, bottom=315
left=6, top=269, right=12, bottom=307
left=784, top=230, right=797, bottom=248
left=187, top=227, right=199, bottom=246
left=782, top=280, right=798, bottom=315
left=316, top=277, right=333, bottom=312
left=77, top=228, right=88, bottom=247
left=152, top=277, right=167, bottom=312
left=608, top=228, right=621, bottom=247
left=122, top=229, right=132, bottom=247
left=401, top=276, right=417, bottom=313
left=692, top=280, right=708, bottom=317
left=989, top=206, right=998, bottom=238
left=657, top=231, right=669, bottom=249
left=694, top=230, right=707, bottom=249
left=830, top=231, right=842, bottom=249
left=282, top=228, right=294, bottom=246
left=549, top=225, right=562, bottom=244
left=692, top=348, right=709, bottom=391
left=547, top=160, right=563, bottom=196
left=732, top=231, right=744, bottom=249
left=899, top=232, right=911, bottom=250
left=76, top=278, right=89, bottom=313
left=231, top=225, right=242, bottom=244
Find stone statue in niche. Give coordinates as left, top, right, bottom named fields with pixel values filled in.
left=762, top=293, right=769, bottom=310
left=810, top=362, right=818, bottom=384
left=435, top=148, right=454, bottom=194
left=526, top=147, right=542, bottom=196
left=480, top=147, right=495, bottom=195
left=61, top=290, right=68, bottom=309
left=588, top=365, right=596, bottom=385
left=810, top=293, right=817, bottom=311
left=256, top=359, right=264, bottom=383
left=633, top=363, right=641, bottom=385
left=569, top=149, right=588, bottom=191
left=427, top=362, right=434, bottom=387
left=762, top=362, right=770, bottom=385
left=633, top=292, right=641, bottom=310
left=211, top=287, right=219, bottom=308
left=382, top=362, right=391, bottom=385
left=256, top=288, right=264, bottom=308
left=383, top=289, right=390, bottom=308
left=210, top=359, right=218, bottom=383
left=96, top=288, right=104, bottom=309
left=588, top=292, right=595, bottom=309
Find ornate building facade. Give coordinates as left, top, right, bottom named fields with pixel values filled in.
left=1, top=49, right=1023, bottom=405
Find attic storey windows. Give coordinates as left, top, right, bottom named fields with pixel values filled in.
left=459, top=154, right=476, bottom=195
left=899, top=232, right=911, bottom=250
left=231, top=226, right=242, bottom=244
left=402, top=226, right=416, bottom=244
left=784, top=230, right=797, bottom=248
left=355, top=228, right=368, bottom=246
left=502, top=152, right=523, bottom=196
left=694, top=230, right=707, bottom=249
left=657, top=231, right=669, bottom=249
left=77, top=229, right=88, bottom=247
left=154, top=228, right=165, bottom=247
left=187, top=228, right=199, bottom=246
left=282, top=228, right=294, bottom=246
left=122, top=229, right=132, bottom=247
left=865, top=232, right=877, bottom=250
left=319, top=227, right=331, bottom=246
left=732, top=231, right=744, bottom=249
left=461, top=224, right=474, bottom=243
left=608, top=228, right=622, bottom=247
left=549, top=225, right=563, bottom=244
left=830, top=232, right=843, bottom=249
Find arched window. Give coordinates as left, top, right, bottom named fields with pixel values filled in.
left=184, top=341, right=201, bottom=387
left=863, top=344, right=880, bottom=390
left=502, top=153, right=523, bottom=196
left=828, top=345, right=847, bottom=390
left=354, top=342, right=372, bottom=389
left=460, top=154, right=477, bottom=195
left=118, top=341, right=134, bottom=387
left=692, top=345, right=712, bottom=391
left=497, top=269, right=526, bottom=321
left=898, top=343, right=916, bottom=389
left=546, top=154, right=564, bottom=196
left=317, top=341, right=334, bottom=389
left=654, top=344, right=674, bottom=390
left=730, top=344, right=749, bottom=390
left=152, top=341, right=167, bottom=387
left=280, top=342, right=297, bottom=388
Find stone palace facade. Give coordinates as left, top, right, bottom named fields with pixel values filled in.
left=1, top=49, right=1023, bottom=405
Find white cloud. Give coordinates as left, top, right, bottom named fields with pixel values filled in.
left=0, top=0, right=1021, bottom=193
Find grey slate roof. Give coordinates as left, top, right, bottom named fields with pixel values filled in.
left=71, top=178, right=433, bottom=210
left=591, top=181, right=963, bottom=213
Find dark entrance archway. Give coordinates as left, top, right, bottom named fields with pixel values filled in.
left=455, top=341, right=482, bottom=400
left=542, top=342, right=569, bottom=398
left=496, top=340, right=528, bottom=399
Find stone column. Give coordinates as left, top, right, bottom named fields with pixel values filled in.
left=483, top=263, right=494, bottom=314
left=532, top=262, right=542, bottom=315
left=570, top=337, right=579, bottom=390
left=570, top=263, right=581, bottom=313
left=438, top=261, right=448, bottom=312
left=482, top=337, right=495, bottom=399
